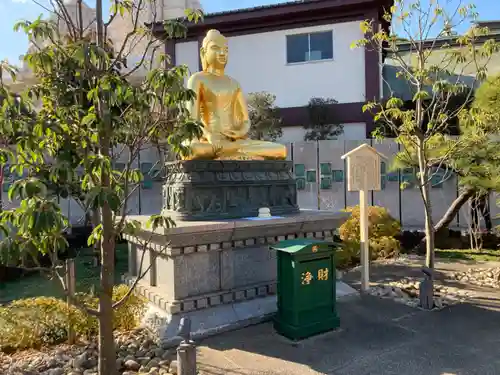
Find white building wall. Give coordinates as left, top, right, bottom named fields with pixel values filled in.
left=174, top=21, right=365, bottom=107
left=224, top=22, right=365, bottom=107
left=342, top=123, right=366, bottom=140
left=280, top=127, right=307, bottom=143
left=175, top=41, right=200, bottom=79
left=280, top=123, right=366, bottom=143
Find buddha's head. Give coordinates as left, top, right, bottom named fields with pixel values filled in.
left=200, top=29, right=229, bottom=72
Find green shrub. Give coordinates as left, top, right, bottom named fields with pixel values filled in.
left=337, top=205, right=401, bottom=268
left=0, top=284, right=146, bottom=352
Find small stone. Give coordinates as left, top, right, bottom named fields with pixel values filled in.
left=161, top=349, right=175, bottom=361
left=147, top=358, right=161, bottom=369
left=30, top=358, right=44, bottom=368
left=125, top=359, right=141, bottom=371
left=84, top=358, right=97, bottom=369
left=124, top=355, right=136, bottom=362
left=116, top=358, right=124, bottom=369
left=48, top=369, right=64, bottom=375
left=138, top=357, right=152, bottom=366
left=406, top=299, right=419, bottom=308
left=394, top=287, right=407, bottom=298
left=158, top=360, right=171, bottom=368
left=169, top=360, right=178, bottom=375
left=143, top=338, right=155, bottom=349
left=434, top=298, right=443, bottom=309
left=151, top=348, right=163, bottom=358
left=82, top=371, right=97, bottom=375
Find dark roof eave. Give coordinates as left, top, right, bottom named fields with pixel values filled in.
left=395, top=33, right=500, bottom=52
left=152, top=0, right=393, bottom=39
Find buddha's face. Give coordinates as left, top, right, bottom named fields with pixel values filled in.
left=203, top=38, right=229, bottom=70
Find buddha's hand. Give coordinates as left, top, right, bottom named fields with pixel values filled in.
left=223, top=127, right=248, bottom=139
left=209, top=133, right=239, bottom=153
left=208, top=133, right=227, bottom=150
left=223, top=129, right=239, bottom=139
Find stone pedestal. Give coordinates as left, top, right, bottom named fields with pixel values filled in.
left=122, top=211, right=356, bottom=345
left=161, top=160, right=299, bottom=221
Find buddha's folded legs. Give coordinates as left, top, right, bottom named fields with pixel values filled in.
left=182, top=142, right=214, bottom=160
left=232, top=139, right=287, bottom=160
left=183, top=139, right=287, bottom=160
left=183, top=140, right=240, bottom=160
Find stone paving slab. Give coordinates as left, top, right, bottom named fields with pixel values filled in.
left=195, top=261, right=500, bottom=375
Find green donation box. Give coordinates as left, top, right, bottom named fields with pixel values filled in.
left=271, top=239, right=340, bottom=340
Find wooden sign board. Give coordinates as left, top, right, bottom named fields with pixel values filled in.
left=341, top=143, right=387, bottom=292
left=341, top=144, right=386, bottom=192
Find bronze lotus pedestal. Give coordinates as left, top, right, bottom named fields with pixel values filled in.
left=161, top=160, right=299, bottom=221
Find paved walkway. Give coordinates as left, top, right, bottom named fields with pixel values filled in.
left=195, top=259, right=500, bottom=375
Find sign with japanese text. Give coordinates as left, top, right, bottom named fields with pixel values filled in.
left=301, top=267, right=330, bottom=285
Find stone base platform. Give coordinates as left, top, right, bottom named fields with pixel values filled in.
left=122, top=210, right=351, bottom=346
left=127, top=278, right=358, bottom=346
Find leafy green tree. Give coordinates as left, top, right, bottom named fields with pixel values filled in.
left=408, top=76, right=500, bottom=238
left=0, top=62, right=35, bottom=213
left=445, top=74, right=500, bottom=229
left=304, top=97, right=343, bottom=141
left=247, top=91, right=283, bottom=141
left=354, top=0, right=499, bottom=303
left=0, top=1, right=202, bottom=373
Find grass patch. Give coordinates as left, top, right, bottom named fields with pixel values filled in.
left=0, top=244, right=129, bottom=303
left=436, top=248, right=500, bottom=262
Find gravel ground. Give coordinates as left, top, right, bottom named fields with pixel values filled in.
left=0, top=328, right=179, bottom=375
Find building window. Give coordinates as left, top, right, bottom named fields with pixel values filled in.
left=286, top=31, right=333, bottom=64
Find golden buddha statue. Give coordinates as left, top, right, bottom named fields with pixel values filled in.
left=184, top=29, right=287, bottom=160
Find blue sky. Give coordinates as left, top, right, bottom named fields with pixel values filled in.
left=0, top=0, right=498, bottom=65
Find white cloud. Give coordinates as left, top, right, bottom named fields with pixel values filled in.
left=12, top=0, right=29, bottom=3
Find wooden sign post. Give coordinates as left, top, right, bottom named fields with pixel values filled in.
left=341, top=144, right=386, bottom=292
left=65, top=258, right=76, bottom=344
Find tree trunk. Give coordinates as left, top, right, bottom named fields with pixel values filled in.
left=97, top=114, right=118, bottom=374
left=415, top=187, right=476, bottom=251
left=98, top=217, right=116, bottom=375
left=423, top=187, right=435, bottom=270
left=417, top=147, right=435, bottom=270
left=95, top=0, right=117, bottom=374
left=434, top=187, right=475, bottom=232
